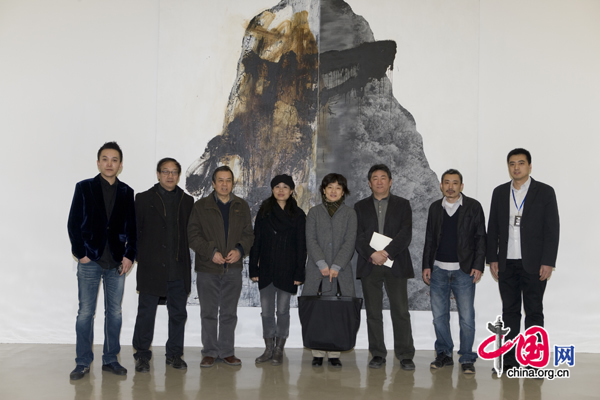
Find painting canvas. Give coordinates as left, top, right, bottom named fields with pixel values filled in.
left=180, top=0, right=477, bottom=310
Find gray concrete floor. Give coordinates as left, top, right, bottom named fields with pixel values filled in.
left=0, top=344, right=595, bottom=400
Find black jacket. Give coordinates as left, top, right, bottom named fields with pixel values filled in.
left=249, top=203, right=307, bottom=294
left=67, top=174, right=136, bottom=263
left=135, top=184, right=194, bottom=296
left=422, top=194, right=487, bottom=273
left=486, top=178, right=559, bottom=274
left=355, top=194, right=414, bottom=279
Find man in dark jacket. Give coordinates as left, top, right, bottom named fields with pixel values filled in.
left=188, top=166, right=254, bottom=368
left=422, top=169, right=486, bottom=374
left=132, top=158, right=194, bottom=372
left=67, top=142, right=136, bottom=380
left=487, top=148, right=559, bottom=371
left=355, top=164, right=416, bottom=370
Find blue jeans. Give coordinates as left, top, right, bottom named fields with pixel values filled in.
left=259, top=283, right=292, bottom=339
left=430, top=265, right=477, bottom=364
left=75, top=260, right=125, bottom=366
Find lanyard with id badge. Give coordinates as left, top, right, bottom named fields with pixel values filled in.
left=512, top=189, right=526, bottom=227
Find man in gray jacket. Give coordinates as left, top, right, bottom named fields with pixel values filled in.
left=187, top=166, right=254, bottom=368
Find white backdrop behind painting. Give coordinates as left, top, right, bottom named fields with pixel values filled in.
left=0, top=0, right=599, bottom=354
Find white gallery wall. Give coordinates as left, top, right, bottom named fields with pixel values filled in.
left=0, top=0, right=598, bottom=354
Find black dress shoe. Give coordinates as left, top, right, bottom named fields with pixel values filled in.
left=328, top=358, right=342, bottom=367
left=368, top=356, right=386, bottom=369
left=166, top=355, right=188, bottom=370
left=400, top=359, right=415, bottom=371
left=70, top=365, right=90, bottom=380
left=312, top=357, right=323, bottom=366
left=135, top=358, right=150, bottom=373
left=102, top=362, right=127, bottom=375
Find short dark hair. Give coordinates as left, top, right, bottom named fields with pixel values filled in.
left=368, top=164, right=392, bottom=181
left=97, top=141, right=123, bottom=162
left=320, top=173, right=350, bottom=196
left=212, top=165, right=234, bottom=183
left=441, top=169, right=463, bottom=184
left=507, top=148, right=531, bottom=164
left=156, top=157, right=181, bottom=175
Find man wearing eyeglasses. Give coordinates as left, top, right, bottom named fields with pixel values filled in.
left=132, top=158, right=194, bottom=372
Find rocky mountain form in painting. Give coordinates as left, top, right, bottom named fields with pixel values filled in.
left=187, top=0, right=441, bottom=310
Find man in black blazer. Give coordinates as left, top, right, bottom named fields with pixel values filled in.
left=132, top=158, right=194, bottom=373
left=67, top=142, right=137, bottom=380
left=422, top=169, right=486, bottom=374
left=487, top=148, right=560, bottom=370
left=355, top=164, right=415, bottom=370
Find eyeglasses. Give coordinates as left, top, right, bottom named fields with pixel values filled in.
left=160, top=170, right=179, bottom=176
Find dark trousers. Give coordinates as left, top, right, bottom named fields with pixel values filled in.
left=498, top=259, right=547, bottom=365
left=197, top=268, right=243, bottom=359
left=132, top=279, right=188, bottom=360
left=361, top=265, right=415, bottom=360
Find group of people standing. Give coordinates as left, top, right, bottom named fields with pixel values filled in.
left=67, top=142, right=559, bottom=380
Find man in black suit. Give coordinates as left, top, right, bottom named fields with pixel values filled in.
left=67, top=142, right=137, bottom=380
left=355, top=164, right=415, bottom=370
left=132, top=158, right=194, bottom=373
left=487, top=148, right=560, bottom=370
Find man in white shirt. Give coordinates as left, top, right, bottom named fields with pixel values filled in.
left=486, top=148, right=560, bottom=371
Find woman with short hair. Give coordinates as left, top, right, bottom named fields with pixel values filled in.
left=303, top=173, right=357, bottom=367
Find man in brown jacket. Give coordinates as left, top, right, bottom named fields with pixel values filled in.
left=187, top=166, right=254, bottom=367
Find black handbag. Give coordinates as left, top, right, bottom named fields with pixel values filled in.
left=297, top=279, right=363, bottom=352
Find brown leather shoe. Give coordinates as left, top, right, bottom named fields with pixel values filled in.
left=222, top=355, right=242, bottom=366
left=200, top=356, right=215, bottom=368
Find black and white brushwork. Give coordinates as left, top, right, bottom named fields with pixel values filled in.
left=186, top=0, right=441, bottom=310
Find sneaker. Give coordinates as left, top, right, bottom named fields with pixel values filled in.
left=200, top=356, right=215, bottom=368
left=102, top=361, right=127, bottom=375
left=222, top=355, right=241, bottom=366
left=70, top=365, right=90, bottom=380
left=166, top=355, right=188, bottom=370
left=461, top=363, right=475, bottom=374
left=135, top=358, right=150, bottom=373
left=430, top=353, right=453, bottom=369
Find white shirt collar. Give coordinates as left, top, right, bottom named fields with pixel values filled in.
left=512, top=176, right=531, bottom=192
left=442, top=194, right=463, bottom=209
left=442, top=194, right=463, bottom=217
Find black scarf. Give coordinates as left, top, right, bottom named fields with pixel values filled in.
left=322, top=194, right=345, bottom=217
left=268, top=202, right=297, bottom=233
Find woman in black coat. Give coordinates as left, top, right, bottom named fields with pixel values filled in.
left=249, top=174, right=307, bottom=365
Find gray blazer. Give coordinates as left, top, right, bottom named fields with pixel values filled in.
left=303, top=203, right=357, bottom=296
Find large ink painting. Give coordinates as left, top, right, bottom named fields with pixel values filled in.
left=186, top=0, right=440, bottom=310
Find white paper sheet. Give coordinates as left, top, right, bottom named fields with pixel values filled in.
left=369, top=232, right=393, bottom=267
